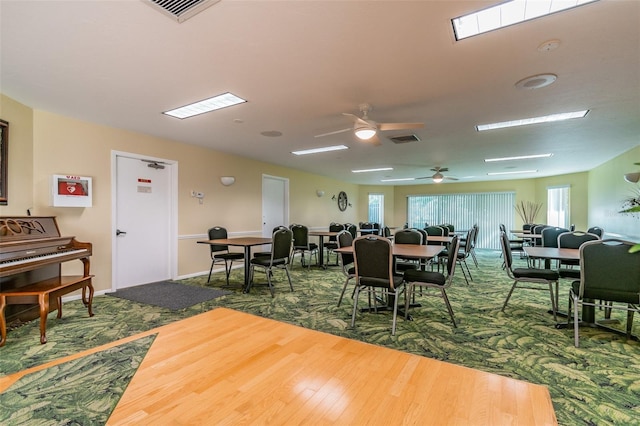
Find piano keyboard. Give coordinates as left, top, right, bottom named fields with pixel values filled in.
left=0, top=248, right=89, bottom=268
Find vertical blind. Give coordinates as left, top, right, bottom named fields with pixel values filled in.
left=407, top=192, right=516, bottom=249
left=368, top=193, right=384, bottom=225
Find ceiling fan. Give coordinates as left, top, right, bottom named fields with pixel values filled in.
left=315, top=103, right=424, bottom=146
left=417, top=167, right=459, bottom=183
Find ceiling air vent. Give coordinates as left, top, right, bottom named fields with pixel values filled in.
left=144, top=0, right=221, bottom=23
left=390, top=134, right=421, bottom=144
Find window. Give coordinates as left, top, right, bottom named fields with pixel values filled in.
left=547, top=186, right=570, bottom=228
left=407, top=192, right=515, bottom=249
left=368, top=193, right=384, bottom=225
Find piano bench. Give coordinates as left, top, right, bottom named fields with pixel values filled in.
left=0, top=275, right=94, bottom=347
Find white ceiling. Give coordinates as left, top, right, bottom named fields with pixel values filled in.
left=1, top=0, right=639, bottom=185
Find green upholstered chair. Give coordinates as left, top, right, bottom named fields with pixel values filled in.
left=403, top=235, right=460, bottom=327
left=499, top=231, right=560, bottom=321
left=336, top=230, right=356, bottom=307
left=207, top=226, right=245, bottom=286
left=247, top=228, right=294, bottom=297
left=352, top=235, right=405, bottom=336
left=568, top=239, right=640, bottom=347
left=290, top=224, right=318, bottom=268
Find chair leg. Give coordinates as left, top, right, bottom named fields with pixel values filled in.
left=351, top=286, right=361, bottom=327
left=337, top=276, right=353, bottom=307
left=207, top=260, right=215, bottom=283
left=573, top=295, right=580, bottom=347
left=441, top=289, right=457, bottom=328
left=501, top=281, right=518, bottom=312
left=470, top=249, right=478, bottom=267
left=285, top=266, right=294, bottom=292
left=391, top=288, right=400, bottom=336
left=224, top=260, right=232, bottom=286
left=405, top=283, right=414, bottom=320
left=266, top=267, right=275, bottom=298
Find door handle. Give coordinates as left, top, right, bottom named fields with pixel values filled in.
left=116, top=229, right=127, bottom=236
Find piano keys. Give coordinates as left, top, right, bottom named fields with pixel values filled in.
left=0, top=216, right=93, bottom=346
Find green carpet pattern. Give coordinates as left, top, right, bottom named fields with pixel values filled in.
left=0, top=250, right=639, bottom=425
left=0, top=334, right=155, bottom=425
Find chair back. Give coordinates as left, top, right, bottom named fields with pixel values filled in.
left=587, top=226, right=604, bottom=238
left=344, top=223, right=357, bottom=239
left=439, top=223, right=454, bottom=234
left=291, top=224, right=310, bottom=248
left=462, top=228, right=474, bottom=254
left=208, top=226, right=229, bottom=254
left=271, top=228, right=293, bottom=263
left=523, top=223, right=534, bottom=232
left=471, top=224, right=479, bottom=247
left=424, top=226, right=445, bottom=245
left=541, top=227, right=569, bottom=248
left=337, top=230, right=354, bottom=267
left=328, top=222, right=345, bottom=241
left=413, top=228, right=428, bottom=245
left=394, top=229, right=422, bottom=245
left=353, top=235, right=395, bottom=289
left=557, top=231, right=600, bottom=249
left=579, top=239, right=640, bottom=303
left=445, top=235, right=461, bottom=277
left=499, top=232, right=514, bottom=272
left=383, top=226, right=392, bottom=238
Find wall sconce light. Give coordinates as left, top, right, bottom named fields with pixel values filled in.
left=220, top=176, right=236, bottom=186
left=316, top=190, right=325, bottom=198
left=624, top=172, right=640, bottom=184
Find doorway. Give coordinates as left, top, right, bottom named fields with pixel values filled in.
left=112, top=152, right=177, bottom=289
left=262, top=175, right=289, bottom=236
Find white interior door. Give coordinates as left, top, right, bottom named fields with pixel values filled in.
left=114, top=154, right=175, bottom=289
left=262, top=175, right=289, bottom=236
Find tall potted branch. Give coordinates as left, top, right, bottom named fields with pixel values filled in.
left=515, top=201, right=543, bottom=225
left=619, top=182, right=640, bottom=253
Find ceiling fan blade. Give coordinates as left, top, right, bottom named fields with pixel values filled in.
left=443, top=176, right=459, bottom=181
left=315, top=127, right=351, bottom=138
left=378, top=122, right=424, bottom=131
left=342, top=113, right=370, bottom=127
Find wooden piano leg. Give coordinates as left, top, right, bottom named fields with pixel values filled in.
left=57, top=296, right=63, bottom=319
left=39, top=293, right=49, bottom=344
left=86, top=281, right=95, bottom=317
left=0, top=295, right=6, bottom=347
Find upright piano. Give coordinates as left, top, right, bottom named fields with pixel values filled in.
left=0, top=216, right=94, bottom=346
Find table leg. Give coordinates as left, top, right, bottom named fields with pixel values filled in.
left=243, top=246, right=251, bottom=292
left=317, top=235, right=325, bottom=268
left=0, top=295, right=6, bottom=347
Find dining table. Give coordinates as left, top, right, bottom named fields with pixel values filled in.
left=521, top=246, right=625, bottom=335
left=198, top=237, right=272, bottom=291
left=335, top=243, right=445, bottom=319
left=308, top=230, right=340, bottom=268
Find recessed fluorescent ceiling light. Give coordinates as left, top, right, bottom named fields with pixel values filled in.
left=487, top=170, right=537, bottom=176
left=352, top=167, right=393, bottom=173
left=477, top=110, right=588, bottom=131
left=485, top=153, right=553, bottom=162
left=291, top=145, right=349, bottom=156
left=381, top=178, right=416, bottom=182
left=452, top=0, right=599, bottom=40
left=164, top=92, right=246, bottom=119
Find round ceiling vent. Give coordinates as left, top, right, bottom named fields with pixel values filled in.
left=515, top=73, right=557, bottom=90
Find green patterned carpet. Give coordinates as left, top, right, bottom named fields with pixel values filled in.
left=1, top=250, right=638, bottom=425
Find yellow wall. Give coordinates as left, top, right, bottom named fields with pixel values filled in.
left=588, top=145, right=640, bottom=240
left=2, top=92, right=637, bottom=294
left=2, top=96, right=360, bottom=292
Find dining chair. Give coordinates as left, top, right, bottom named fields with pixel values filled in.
left=254, top=225, right=287, bottom=259
left=344, top=223, right=357, bottom=239
left=586, top=226, right=604, bottom=238
left=247, top=228, right=294, bottom=297
left=290, top=224, right=318, bottom=268
left=323, top=222, right=345, bottom=266
left=499, top=232, right=559, bottom=321
left=393, top=228, right=423, bottom=275
left=568, top=239, right=640, bottom=347
left=439, top=227, right=474, bottom=285
left=352, top=235, right=405, bottom=335
left=556, top=231, right=600, bottom=279
left=403, top=235, right=460, bottom=327
left=336, top=230, right=356, bottom=307
left=207, top=226, right=244, bottom=286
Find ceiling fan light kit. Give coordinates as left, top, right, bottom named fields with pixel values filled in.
left=354, top=125, right=377, bottom=140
